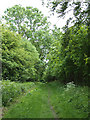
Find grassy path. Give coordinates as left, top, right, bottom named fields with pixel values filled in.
left=2, top=81, right=88, bottom=119
left=3, top=83, right=59, bottom=118
left=48, top=87, right=59, bottom=120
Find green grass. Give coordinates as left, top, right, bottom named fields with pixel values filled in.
left=2, top=81, right=89, bottom=118
left=3, top=83, right=54, bottom=118
left=47, top=81, right=88, bottom=118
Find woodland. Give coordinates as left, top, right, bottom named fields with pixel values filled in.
left=0, top=1, right=89, bottom=119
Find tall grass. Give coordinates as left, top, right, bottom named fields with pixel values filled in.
left=1, top=80, right=35, bottom=106
left=48, top=81, right=88, bottom=118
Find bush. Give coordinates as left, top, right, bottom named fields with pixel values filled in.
left=1, top=27, right=39, bottom=82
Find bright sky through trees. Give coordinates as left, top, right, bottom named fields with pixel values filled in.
left=0, top=0, right=67, bottom=28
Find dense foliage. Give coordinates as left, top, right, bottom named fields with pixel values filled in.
left=44, top=25, right=89, bottom=84
left=1, top=80, right=35, bottom=106
left=1, top=3, right=89, bottom=84
left=2, top=5, right=53, bottom=80
left=1, top=26, right=39, bottom=82
left=41, top=0, right=90, bottom=85
left=2, top=5, right=52, bottom=60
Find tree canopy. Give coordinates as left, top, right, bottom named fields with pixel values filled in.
left=2, top=5, right=52, bottom=60
left=44, top=25, right=89, bottom=84
left=1, top=26, right=39, bottom=82
left=1, top=2, right=89, bottom=85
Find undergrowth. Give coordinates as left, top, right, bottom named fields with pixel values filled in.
left=1, top=80, right=89, bottom=118
left=1, top=80, right=35, bottom=106
left=48, top=81, right=88, bottom=118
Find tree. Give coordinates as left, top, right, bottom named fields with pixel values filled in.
left=42, top=0, right=89, bottom=84
left=44, top=25, right=88, bottom=84
left=44, top=1, right=89, bottom=25
left=2, top=5, right=53, bottom=81
left=1, top=26, right=39, bottom=82
left=2, top=5, right=52, bottom=60
left=43, top=1, right=90, bottom=53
